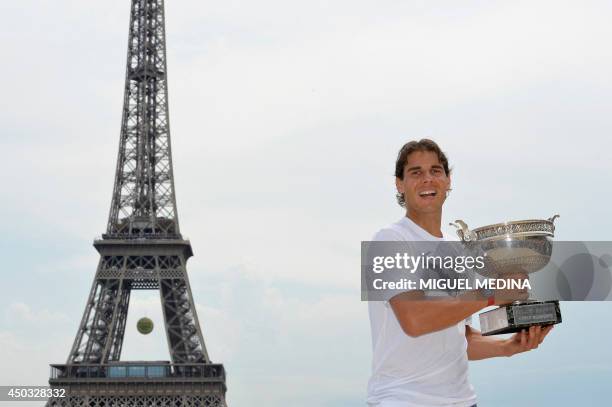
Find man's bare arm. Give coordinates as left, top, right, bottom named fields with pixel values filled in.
left=389, top=279, right=529, bottom=337
left=389, top=291, right=489, bottom=337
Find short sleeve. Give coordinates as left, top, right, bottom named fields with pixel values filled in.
left=372, top=227, right=404, bottom=242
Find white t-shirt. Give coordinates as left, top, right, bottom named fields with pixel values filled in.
left=367, top=216, right=477, bottom=407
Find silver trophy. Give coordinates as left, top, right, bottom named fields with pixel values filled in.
left=451, top=215, right=562, bottom=335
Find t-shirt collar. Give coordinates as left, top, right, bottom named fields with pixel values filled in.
left=400, top=216, right=445, bottom=241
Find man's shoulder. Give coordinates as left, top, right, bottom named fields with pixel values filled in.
left=372, top=218, right=411, bottom=241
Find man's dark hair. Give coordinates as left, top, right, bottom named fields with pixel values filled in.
left=395, top=139, right=451, bottom=207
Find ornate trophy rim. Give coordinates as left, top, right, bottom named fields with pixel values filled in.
left=451, top=215, right=559, bottom=242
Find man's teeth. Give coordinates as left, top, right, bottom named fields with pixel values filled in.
left=419, top=191, right=437, bottom=196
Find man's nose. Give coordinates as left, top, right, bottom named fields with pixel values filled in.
left=422, top=171, right=434, bottom=182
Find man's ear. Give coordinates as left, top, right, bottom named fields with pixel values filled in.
left=395, top=177, right=403, bottom=193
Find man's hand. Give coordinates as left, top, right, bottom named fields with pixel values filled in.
left=502, top=325, right=554, bottom=356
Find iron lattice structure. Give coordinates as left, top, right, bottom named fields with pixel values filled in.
left=48, top=1, right=226, bottom=405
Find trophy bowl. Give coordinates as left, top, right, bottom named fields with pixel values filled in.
left=451, top=215, right=559, bottom=278
left=451, top=215, right=563, bottom=335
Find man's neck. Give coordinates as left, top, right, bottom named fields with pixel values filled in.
left=406, top=210, right=443, bottom=238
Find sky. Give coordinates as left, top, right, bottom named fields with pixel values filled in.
left=1, top=0, right=612, bottom=406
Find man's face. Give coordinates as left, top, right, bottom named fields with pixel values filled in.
left=396, top=150, right=451, bottom=214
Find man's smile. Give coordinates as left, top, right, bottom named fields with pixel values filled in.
left=418, top=190, right=438, bottom=199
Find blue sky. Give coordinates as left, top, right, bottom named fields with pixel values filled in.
left=1, top=1, right=612, bottom=406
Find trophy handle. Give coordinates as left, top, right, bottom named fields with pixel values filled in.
left=449, top=220, right=477, bottom=242
left=547, top=214, right=560, bottom=224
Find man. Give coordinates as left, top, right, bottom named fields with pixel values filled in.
left=367, top=139, right=553, bottom=407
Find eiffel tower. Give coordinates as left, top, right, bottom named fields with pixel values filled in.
left=47, top=1, right=227, bottom=405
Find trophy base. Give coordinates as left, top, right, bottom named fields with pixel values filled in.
left=479, top=300, right=562, bottom=336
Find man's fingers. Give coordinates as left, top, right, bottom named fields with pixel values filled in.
left=526, top=326, right=537, bottom=349
left=532, top=326, right=542, bottom=349
left=510, top=325, right=553, bottom=355
left=525, top=327, right=534, bottom=349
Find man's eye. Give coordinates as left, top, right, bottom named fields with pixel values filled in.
left=411, top=171, right=421, bottom=176
left=432, top=169, right=442, bottom=174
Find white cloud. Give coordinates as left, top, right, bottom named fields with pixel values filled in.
left=6, top=302, right=70, bottom=325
